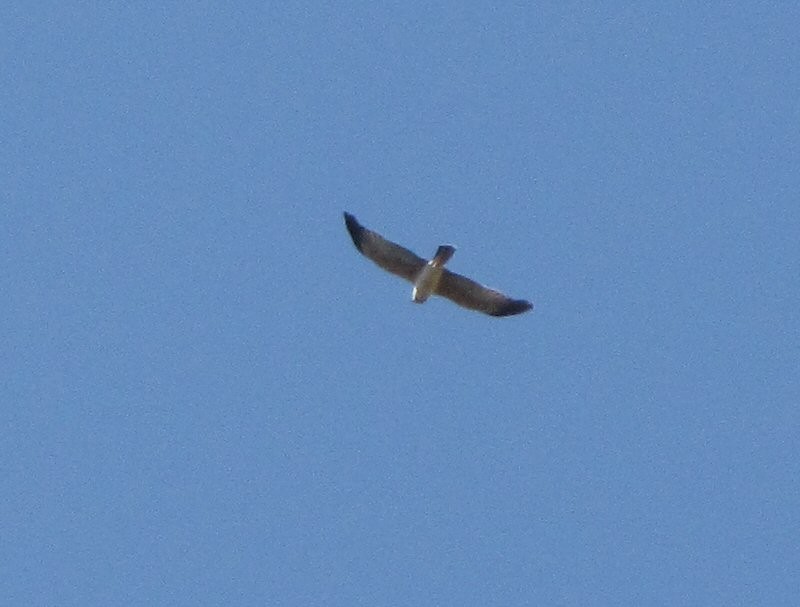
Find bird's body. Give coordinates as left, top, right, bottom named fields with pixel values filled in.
left=412, top=245, right=455, bottom=303
left=343, top=212, right=532, bottom=317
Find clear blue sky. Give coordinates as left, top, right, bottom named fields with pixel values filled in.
left=3, top=4, right=798, bottom=605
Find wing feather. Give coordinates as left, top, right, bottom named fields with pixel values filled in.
left=435, top=269, right=533, bottom=317
left=344, top=212, right=426, bottom=282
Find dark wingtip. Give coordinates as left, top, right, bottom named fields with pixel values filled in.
left=491, top=299, right=534, bottom=317
left=343, top=212, right=365, bottom=253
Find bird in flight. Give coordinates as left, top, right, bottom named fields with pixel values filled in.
left=344, top=212, right=532, bottom=317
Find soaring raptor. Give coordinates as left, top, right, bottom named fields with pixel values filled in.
left=344, top=212, right=532, bottom=317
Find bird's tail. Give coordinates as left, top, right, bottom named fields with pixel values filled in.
left=431, top=245, right=456, bottom=267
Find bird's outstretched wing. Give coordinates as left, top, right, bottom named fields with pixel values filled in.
left=344, top=212, right=426, bottom=282
left=435, top=270, right=533, bottom=317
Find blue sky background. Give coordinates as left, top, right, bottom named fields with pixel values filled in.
left=3, top=4, right=799, bottom=605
